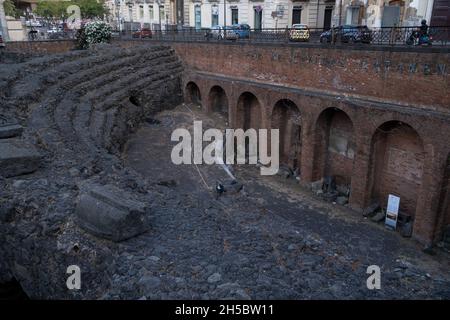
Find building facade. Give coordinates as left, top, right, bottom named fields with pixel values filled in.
left=106, top=0, right=187, bottom=30
left=332, top=0, right=435, bottom=28
left=188, top=0, right=336, bottom=29
left=106, top=0, right=443, bottom=30
left=107, top=0, right=337, bottom=30
left=430, top=0, right=450, bottom=26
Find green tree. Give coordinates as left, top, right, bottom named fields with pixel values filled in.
left=75, top=0, right=108, bottom=19
left=4, top=0, right=17, bottom=18
left=34, top=0, right=108, bottom=22
left=34, top=1, right=68, bottom=22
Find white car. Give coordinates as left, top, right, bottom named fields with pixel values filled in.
left=26, top=20, right=42, bottom=27
left=210, top=25, right=224, bottom=39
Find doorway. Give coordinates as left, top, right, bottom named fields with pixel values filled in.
left=254, top=7, right=262, bottom=30
left=292, top=7, right=302, bottom=25
left=324, top=7, right=332, bottom=30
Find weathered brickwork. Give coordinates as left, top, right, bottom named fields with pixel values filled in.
left=167, top=42, right=450, bottom=112
left=162, top=41, right=450, bottom=246
left=4, top=40, right=76, bottom=54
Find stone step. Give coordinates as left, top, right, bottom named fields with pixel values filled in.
left=0, top=139, right=41, bottom=178
left=93, top=62, right=182, bottom=112
left=0, top=123, right=23, bottom=139
left=71, top=49, right=175, bottom=95
left=75, top=182, right=150, bottom=242
left=84, top=55, right=179, bottom=106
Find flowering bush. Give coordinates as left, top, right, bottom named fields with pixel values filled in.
left=76, top=21, right=112, bottom=49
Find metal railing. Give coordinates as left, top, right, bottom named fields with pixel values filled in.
left=115, top=26, right=450, bottom=47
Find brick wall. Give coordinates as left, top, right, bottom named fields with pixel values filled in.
left=4, top=40, right=76, bottom=54
left=370, top=123, right=425, bottom=218
left=114, top=40, right=450, bottom=245
left=159, top=42, right=450, bottom=113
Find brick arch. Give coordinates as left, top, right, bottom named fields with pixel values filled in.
left=271, top=99, right=302, bottom=170
left=365, top=113, right=428, bottom=147
left=312, top=107, right=356, bottom=191
left=235, top=91, right=262, bottom=130
left=185, top=81, right=202, bottom=106
left=207, top=85, right=229, bottom=122
left=435, top=152, right=450, bottom=242
left=367, top=120, right=425, bottom=222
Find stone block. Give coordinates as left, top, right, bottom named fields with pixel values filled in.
left=0, top=139, right=41, bottom=177
left=363, top=202, right=380, bottom=217
left=75, top=183, right=150, bottom=242
left=0, top=123, right=23, bottom=139
left=336, top=196, right=348, bottom=205
left=311, top=179, right=323, bottom=193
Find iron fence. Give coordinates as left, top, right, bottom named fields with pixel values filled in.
left=116, top=26, right=450, bottom=47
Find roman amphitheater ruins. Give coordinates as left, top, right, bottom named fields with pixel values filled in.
left=0, top=39, right=449, bottom=299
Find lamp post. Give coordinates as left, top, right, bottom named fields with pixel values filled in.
left=115, top=0, right=121, bottom=32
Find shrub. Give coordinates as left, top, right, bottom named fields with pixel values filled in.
left=76, top=21, right=112, bottom=49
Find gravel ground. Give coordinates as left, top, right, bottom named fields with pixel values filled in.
left=111, top=104, right=450, bottom=300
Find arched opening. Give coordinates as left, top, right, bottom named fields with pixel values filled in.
left=129, top=95, right=140, bottom=107
left=235, top=92, right=262, bottom=163
left=313, top=108, right=355, bottom=195
left=368, top=121, right=424, bottom=222
left=271, top=99, right=302, bottom=171
left=208, top=86, right=229, bottom=120
left=435, top=153, right=450, bottom=242
left=236, top=92, right=261, bottom=131
left=185, top=82, right=202, bottom=105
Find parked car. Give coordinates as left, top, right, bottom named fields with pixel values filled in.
left=210, top=25, right=224, bottom=39
left=25, top=20, right=42, bottom=27
left=289, top=24, right=310, bottom=42
left=208, top=25, right=240, bottom=40
left=320, top=25, right=372, bottom=44
left=0, top=31, right=4, bottom=47
left=231, top=24, right=250, bottom=39
left=132, top=28, right=152, bottom=39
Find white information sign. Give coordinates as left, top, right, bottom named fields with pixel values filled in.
left=385, top=194, right=400, bottom=229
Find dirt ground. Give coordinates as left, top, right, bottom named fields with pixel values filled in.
left=118, top=104, right=450, bottom=299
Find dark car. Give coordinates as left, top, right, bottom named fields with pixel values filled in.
left=320, top=25, right=372, bottom=44
left=132, top=28, right=152, bottom=39
left=231, top=24, right=250, bottom=39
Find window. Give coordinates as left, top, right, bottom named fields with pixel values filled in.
left=149, top=5, right=154, bottom=21
left=159, top=5, right=165, bottom=23
left=212, top=5, right=219, bottom=26
left=254, top=7, right=262, bottom=30
left=231, top=8, right=238, bottom=24
left=128, top=5, right=133, bottom=22
left=139, top=5, right=144, bottom=20
left=292, top=6, right=302, bottom=25
left=195, top=5, right=202, bottom=29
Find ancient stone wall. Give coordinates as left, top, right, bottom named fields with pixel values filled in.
left=155, top=42, right=450, bottom=113
left=178, top=67, right=450, bottom=246
left=0, top=44, right=183, bottom=298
